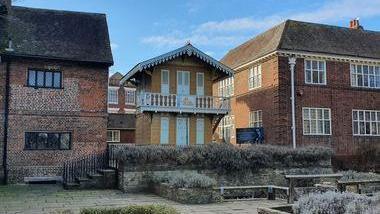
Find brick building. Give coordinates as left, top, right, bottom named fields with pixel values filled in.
left=121, top=44, right=233, bottom=145
left=216, top=19, right=380, bottom=162
left=107, top=72, right=136, bottom=144
left=0, top=1, right=113, bottom=183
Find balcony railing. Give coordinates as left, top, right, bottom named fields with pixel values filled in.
left=137, top=92, right=230, bottom=114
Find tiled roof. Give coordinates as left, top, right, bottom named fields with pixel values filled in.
left=121, top=43, right=234, bottom=84
left=222, top=20, right=380, bottom=69
left=0, top=6, right=113, bottom=65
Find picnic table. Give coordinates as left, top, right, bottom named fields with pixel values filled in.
left=285, top=173, right=343, bottom=203
left=337, top=179, right=380, bottom=194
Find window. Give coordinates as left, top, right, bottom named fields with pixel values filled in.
left=218, top=115, right=235, bottom=142
left=108, top=87, right=118, bottom=104
left=161, top=70, right=170, bottom=94
left=305, top=60, right=326, bottom=84
left=125, top=88, right=135, bottom=105
left=25, top=132, right=71, bottom=150
left=249, top=65, right=262, bottom=89
left=351, top=64, right=380, bottom=89
left=218, top=77, right=234, bottom=97
left=249, top=110, right=262, bottom=127
left=303, top=107, right=331, bottom=135
left=196, top=72, right=204, bottom=96
left=160, top=117, right=169, bottom=144
left=352, top=110, right=380, bottom=136
left=196, top=118, right=205, bottom=144
left=27, top=69, right=62, bottom=89
left=107, top=130, right=120, bottom=142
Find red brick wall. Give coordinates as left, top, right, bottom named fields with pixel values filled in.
left=4, top=58, right=109, bottom=182
left=278, top=56, right=380, bottom=156
left=0, top=62, right=6, bottom=182
left=120, top=129, right=135, bottom=144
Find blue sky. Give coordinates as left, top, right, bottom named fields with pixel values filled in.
left=14, top=0, right=380, bottom=75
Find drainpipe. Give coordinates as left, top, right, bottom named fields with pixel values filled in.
left=2, top=56, right=10, bottom=184
left=288, top=56, right=297, bottom=149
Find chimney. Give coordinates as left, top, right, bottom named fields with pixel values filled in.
left=0, top=0, right=11, bottom=15
left=349, top=18, right=363, bottom=30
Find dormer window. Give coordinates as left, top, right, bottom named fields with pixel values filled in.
left=27, top=69, right=62, bottom=89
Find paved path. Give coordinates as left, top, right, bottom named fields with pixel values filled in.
left=0, top=184, right=287, bottom=214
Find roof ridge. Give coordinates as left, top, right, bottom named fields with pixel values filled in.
left=12, top=5, right=106, bottom=16
left=286, top=19, right=380, bottom=34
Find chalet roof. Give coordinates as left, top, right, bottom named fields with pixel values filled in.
left=222, top=20, right=380, bottom=69
left=121, top=44, right=234, bottom=84
left=0, top=6, right=113, bottom=65
left=108, top=114, right=135, bottom=129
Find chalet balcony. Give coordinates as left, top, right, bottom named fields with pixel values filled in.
left=137, top=92, right=230, bottom=114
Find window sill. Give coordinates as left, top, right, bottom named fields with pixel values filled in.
left=25, top=85, right=64, bottom=90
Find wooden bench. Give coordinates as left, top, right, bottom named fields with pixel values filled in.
left=285, top=173, right=343, bottom=204
left=337, top=179, right=380, bottom=194
left=214, top=185, right=289, bottom=200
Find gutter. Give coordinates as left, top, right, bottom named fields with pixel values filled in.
left=2, top=56, right=10, bottom=184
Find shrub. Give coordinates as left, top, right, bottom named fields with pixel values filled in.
left=80, top=205, right=179, bottom=214
left=339, top=170, right=380, bottom=182
left=293, top=191, right=379, bottom=214
left=152, top=171, right=217, bottom=189
left=115, top=143, right=332, bottom=171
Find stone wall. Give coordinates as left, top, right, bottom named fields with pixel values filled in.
left=118, top=160, right=333, bottom=193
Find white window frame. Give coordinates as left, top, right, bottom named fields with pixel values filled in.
left=352, top=109, right=380, bottom=136
left=161, top=69, right=170, bottom=94
left=218, top=115, right=235, bottom=141
left=108, top=87, right=119, bottom=104
left=248, top=65, right=262, bottom=90
left=107, top=130, right=120, bottom=142
left=218, top=77, right=234, bottom=97
left=249, top=110, right=262, bottom=127
left=304, top=59, right=327, bottom=85
left=350, top=64, right=380, bottom=89
left=302, top=107, right=331, bottom=135
left=124, top=88, right=136, bottom=105
left=160, top=117, right=169, bottom=144
left=196, top=72, right=205, bottom=96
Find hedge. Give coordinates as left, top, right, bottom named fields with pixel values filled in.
left=80, top=205, right=179, bottom=214
left=293, top=191, right=379, bottom=214
left=115, top=143, right=332, bottom=171
left=152, top=171, right=217, bottom=189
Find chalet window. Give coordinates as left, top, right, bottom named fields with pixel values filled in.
left=161, top=70, right=170, bottom=94
left=108, top=87, right=118, bottom=104
left=107, top=130, right=120, bottom=142
left=27, top=69, right=62, bottom=88
left=25, top=132, right=71, bottom=150
left=218, top=77, right=234, bottom=97
left=218, top=115, right=235, bottom=142
left=352, top=110, right=380, bottom=136
left=248, top=65, right=262, bottom=90
left=160, top=117, right=169, bottom=144
left=196, top=72, right=204, bottom=96
left=125, top=88, right=136, bottom=105
left=351, top=64, right=380, bottom=89
left=249, top=110, right=262, bottom=127
left=303, top=107, right=331, bottom=135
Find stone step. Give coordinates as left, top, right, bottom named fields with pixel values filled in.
left=64, top=182, right=80, bottom=190
left=87, top=173, right=103, bottom=179
left=97, top=169, right=116, bottom=175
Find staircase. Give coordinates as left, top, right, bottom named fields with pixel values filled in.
left=63, top=150, right=118, bottom=190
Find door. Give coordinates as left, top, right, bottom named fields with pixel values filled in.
left=177, top=71, right=190, bottom=95
left=160, top=117, right=169, bottom=144
left=176, top=117, right=189, bottom=145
